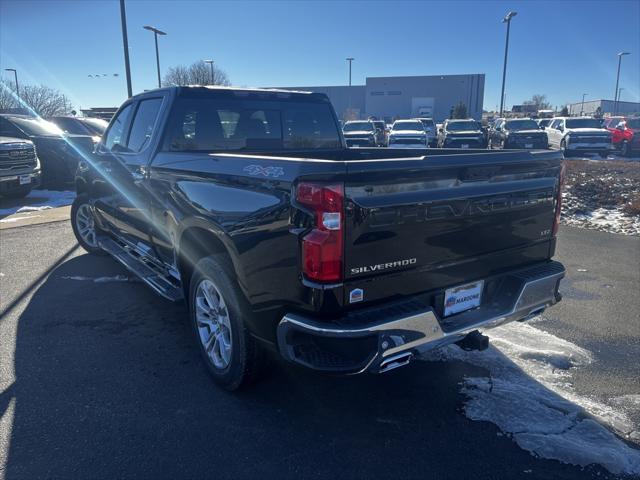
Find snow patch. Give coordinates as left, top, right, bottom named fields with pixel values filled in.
left=0, top=215, right=43, bottom=223
left=0, top=190, right=75, bottom=216
left=421, top=323, right=640, bottom=475
left=61, top=275, right=135, bottom=283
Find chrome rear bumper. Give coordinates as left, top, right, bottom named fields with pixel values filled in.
left=277, top=261, right=565, bottom=374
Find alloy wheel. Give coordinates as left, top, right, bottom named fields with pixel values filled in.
left=195, top=279, right=233, bottom=369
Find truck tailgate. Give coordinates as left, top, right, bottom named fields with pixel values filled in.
left=343, top=150, right=562, bottom=302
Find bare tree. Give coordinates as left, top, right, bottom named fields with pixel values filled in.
left=163, top=60, right=230, bottom=87
left=1, top=81, right=73, bottom=116
left=523, top=94, right=551, bottom=110
left=452, top=101, right=468, bottom=119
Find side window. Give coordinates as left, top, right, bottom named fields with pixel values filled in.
left=550, top=119, right=559, bottom=129
left=104, top=104, right=133, bottom=151
left=127, top=98, right=163, bottom=152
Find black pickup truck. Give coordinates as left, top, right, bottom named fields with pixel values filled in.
left=71, top=86, right=566, bottom=390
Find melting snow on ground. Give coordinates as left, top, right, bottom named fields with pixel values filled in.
left=61, top=275, right=137, bottom=283
left=0, top=190, right=75, bottom=217
left=421, top=322, right=640, bottom=476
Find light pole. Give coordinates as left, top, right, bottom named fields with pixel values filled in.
left=119, top=0, right=133, bottom=97
left=499, top=11, right=517, bottom=116
left=618, top=87, right=624, bottom=104
left=4, top=68, right=19, bottom=98
left=580, top=93, right=587, bottom=116
left=143, top=25, right=167, bottom=88
left=204, top=60, right=214, bottom=85
left=346, top=57, right=354, bottom=86
left=613, top=51, right=630, bottom=115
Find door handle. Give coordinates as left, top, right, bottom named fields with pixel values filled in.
left=132, top=171, right=145, bottom=184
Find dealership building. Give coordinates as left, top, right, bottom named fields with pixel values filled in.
left=277, top=73, right=485, bottom=122
left=567, top=99, right=640, bottom=116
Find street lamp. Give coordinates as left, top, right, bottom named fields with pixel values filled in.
left=580, top=93, right=587, bottom=116
left=4, top=68, right=19, bottom=98
left=143, top=25, right=167, bottom=88
left=346, top=57, right=354, bottom=86
left=204, top=59, right=214, bottom=85
left=613, top=51, right=630, bottom=115
left=499, top=11, right=517, bottom=116
left=119, top=0, right=133, bottom=97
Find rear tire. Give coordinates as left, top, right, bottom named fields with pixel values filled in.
left=189, top=255, right=267, bottom=391
left=71, top=195, right=106, bottom=255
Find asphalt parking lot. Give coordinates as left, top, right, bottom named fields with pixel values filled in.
left=0, top=218, right=639, bottom=479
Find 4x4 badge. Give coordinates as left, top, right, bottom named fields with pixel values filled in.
left=243, top=165, right=284, bottom=178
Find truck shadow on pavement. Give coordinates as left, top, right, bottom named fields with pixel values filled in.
left=4, top=253, right=613, bottom=480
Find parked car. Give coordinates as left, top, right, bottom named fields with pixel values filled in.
left=387, top=119, right=429, bottom=148
left=0, top=137, right=41, bottom=198
left=546, top=117, right=613, bottom=158
left=602, top=117, right=640, bottom=156
left=488, top=118, right=548, bottom=149
left=371, top=120, right=387, bottom=146
left=49, top=116, right=108, bottom=139
left=437, top=119, right=486, bottom=148
left=343, top=120, right=378, bottom=147
left=71, top=85, right=565, bottom=391
left=416, top=118, right=437, bottom=147
left=0, top=114, right=92, bottom=189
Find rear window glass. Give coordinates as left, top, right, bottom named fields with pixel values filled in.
left=566, top=119, right=602, bottom=129
left=343, top=122, right=373, bottom=132
left=164, top=97, right=341, bottom=151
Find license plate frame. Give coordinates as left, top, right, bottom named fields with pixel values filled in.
left=525, top=143, right=533, bottom=149
left=444, top=280, right=484, bottom=317
left=19, top=175, right=31, bottom=185
left=460, top=144, right=469, bottom=149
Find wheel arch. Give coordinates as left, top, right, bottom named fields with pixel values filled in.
left=176, top=222, right=246, bottom=302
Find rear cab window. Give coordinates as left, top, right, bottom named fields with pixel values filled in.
left=163, top=91, right=341, bottom=152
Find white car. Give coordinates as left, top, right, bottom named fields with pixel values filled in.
left=546, top=117, right=613, bottom=157
left=387, top=120, right=428, bottom=148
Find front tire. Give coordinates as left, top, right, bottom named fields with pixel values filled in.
left=621, top=141, right=629, bottom=157
left=71, top=195, right=106, bottom=255
left=189, top=255, right=266, bottom=390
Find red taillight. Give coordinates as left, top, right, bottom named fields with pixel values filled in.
left=552, top=162, right=566, bottom=237
left=296, top=182, right=344, bottom=283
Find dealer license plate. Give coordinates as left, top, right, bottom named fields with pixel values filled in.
left=460, top=144, right=469, bottom=149
left=444, top=280, right=484, bottom=317
left=19, top=175, right=31, bottom=185
left=525, top=143, right=533, bottom=148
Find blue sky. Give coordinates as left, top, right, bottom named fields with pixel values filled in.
left=1, top=0, right=639, bottom=112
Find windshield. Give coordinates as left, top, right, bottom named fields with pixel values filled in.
left=419, top=119, right=435, bottom=128
left=79, top=117, right=108, bottom=134
left=505, top=120, right=539, bottom=130
left=393, top=121, right=424, bottom=131
left=447, top=120, right=479, bottom=131
left=8, top=117, right=63, bottom=136
left=165, top=97, right=341, bottom=151
left=566, top=118, right=602, bottom=129
left=50, top=117, right=92, bottom=135
left=626, top=118, right=640, bottom=129
left=343, top=122, right=373, bottom=132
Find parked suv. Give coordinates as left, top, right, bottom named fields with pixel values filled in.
left=437, top=119, right=485, bottom=148
left=417, top=118, right=437, bottom=147
left=70, top=86, right=565, bottom=391
left=602, top=117, right=640, bottom=156
left=343, top=120, right=378, bottom=147
left=489, top=118, right=548, bottom=149
left=0, top=114, right=91, bottom=189
left=388, top=119, right=428, bottom=148
left=547, top=117, right=613, bottom=158
left=0, top=137, right=41, bottom=198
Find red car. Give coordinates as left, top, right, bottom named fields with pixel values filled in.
left=602, top=116, right=640, bottom=156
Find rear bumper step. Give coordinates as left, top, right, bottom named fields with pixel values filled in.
left=277, top=261, right=565, bottom=374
